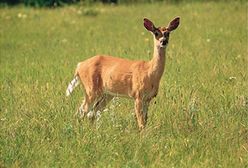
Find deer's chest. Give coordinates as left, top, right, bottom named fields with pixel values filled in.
left=140, top=80, right=159, bottom=100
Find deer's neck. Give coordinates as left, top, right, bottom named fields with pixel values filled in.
left=148, top=43, right=166, bottom=81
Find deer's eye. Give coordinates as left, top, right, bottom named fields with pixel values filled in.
left=164, top=32, right=170, bottom=37
left=154, top=32, right=159, bottom=36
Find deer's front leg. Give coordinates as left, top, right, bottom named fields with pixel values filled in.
left=135, top=98, right=146, bottom=130
left=142, top=101, right=150, bottom=125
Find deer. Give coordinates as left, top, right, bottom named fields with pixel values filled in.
left=66, top=17, right=180, bottom=130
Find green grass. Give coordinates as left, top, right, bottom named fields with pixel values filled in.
left=0, top=1, right=247, bottom=167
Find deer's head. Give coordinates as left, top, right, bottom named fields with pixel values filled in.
left=144, top=17, right=180, bottom=48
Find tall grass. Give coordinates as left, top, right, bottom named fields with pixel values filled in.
left=0, top=1, right=247, bottom=167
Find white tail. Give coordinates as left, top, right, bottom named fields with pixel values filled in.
left=67, top=17, right=180, bottom=130
left=66, top=75, right=80, bottom=96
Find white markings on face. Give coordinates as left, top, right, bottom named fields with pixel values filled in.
left=159, top=37, right=167, bottom=48
left=153, top=28, right=170, bottom=48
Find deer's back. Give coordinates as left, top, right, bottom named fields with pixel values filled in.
left=77, top=55, right=151, bottom=97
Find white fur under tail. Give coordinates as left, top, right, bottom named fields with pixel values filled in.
left=66, top=75, right=80, bottom=96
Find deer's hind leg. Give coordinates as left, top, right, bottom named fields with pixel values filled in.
left=77, top=69, right=104, bottom=120
left=93, top=94, right=113, bottom=119
left=78, top=93, right=96, bottom=119
left=77, top=86, right=102, bottom=120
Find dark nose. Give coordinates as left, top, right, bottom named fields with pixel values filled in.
left=162, top=40, right=168, bottom=45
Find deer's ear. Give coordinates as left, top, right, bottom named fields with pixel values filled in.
left=144, top=18, right=155, bottom=32
left=167, top=17, right=180, bottom=31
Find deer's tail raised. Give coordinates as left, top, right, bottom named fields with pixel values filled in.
left=66, top=63, right=81, bottom=96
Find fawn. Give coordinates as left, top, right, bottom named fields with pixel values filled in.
left=66, top=17, right=180, bottom=130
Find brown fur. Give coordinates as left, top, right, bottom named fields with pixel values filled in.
left=72, top=17, right=180, bottom=130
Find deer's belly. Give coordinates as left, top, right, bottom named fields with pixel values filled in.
left=103, top=79, right=133, bottom=98
left=103, top=90, right=131, bottom=98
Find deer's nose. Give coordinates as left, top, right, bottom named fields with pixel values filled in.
left=161, top=40, right=168, bottom=46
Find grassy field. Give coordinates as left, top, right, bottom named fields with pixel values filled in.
left=0, top=1, right=247, bottom=167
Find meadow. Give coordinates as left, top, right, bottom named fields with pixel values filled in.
left=0, top=1, right=247, bottom=167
